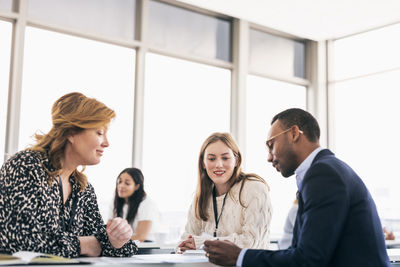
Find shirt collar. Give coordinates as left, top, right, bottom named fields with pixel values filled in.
left=295, top=147, right=324, bottom=190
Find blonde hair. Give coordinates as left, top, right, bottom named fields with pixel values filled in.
left=194, top=132, right=268, bottom=221
left=30, top=92, right=116, bottom=190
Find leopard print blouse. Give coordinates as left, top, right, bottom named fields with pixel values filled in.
left=0, top=150, right=138, bottom=257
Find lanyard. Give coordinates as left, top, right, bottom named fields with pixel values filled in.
left=212, top=186, right=229, bottom=238
left=58, top=175, right=77, bottom=232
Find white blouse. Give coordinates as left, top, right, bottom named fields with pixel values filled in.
left=181, top=179, right=272, bottom=249
left=278, top=203, right=298, bottom=249
left=110, top=196, right=159, bottom=240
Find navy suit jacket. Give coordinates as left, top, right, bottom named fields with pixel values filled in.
left=243, top=149, right=390, bottom=267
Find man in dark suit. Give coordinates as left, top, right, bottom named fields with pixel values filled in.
left=204, top=108, right=390, bottom=267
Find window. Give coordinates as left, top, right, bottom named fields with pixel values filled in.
left=148, top=0, right=231, bottom=61
left=333, top=23, right=400, bottom=81
left=332, top=22, right=400, bottom=231
left=0, top=21, right=12, bottom=165
left=20, top=27, right=136, bottom=218
left=332, top=71, right=400, bottom=222
left=249, top=29, right=306, bottom=78
left=142, top=53, right=230, bottom=236
left=246, top=75, right=306, bottom=234
left=0, top=0, right=12, bottom=12
left=28, top=0, right=137, bottom=40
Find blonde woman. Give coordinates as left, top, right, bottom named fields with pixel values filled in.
left=178, top=132, right=272, bottom=251
left=0, top=92, right=137, bottom=257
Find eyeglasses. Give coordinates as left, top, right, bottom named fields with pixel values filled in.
left=265, top=127, right=303, bottom=153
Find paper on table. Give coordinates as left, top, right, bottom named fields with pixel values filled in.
left=387, top=248, right=400, bottom=262
left=84, top=254, right=209, bottom=264
left=13, top=251, right=42, bottom=262
left=0, top=251, right=82, bottom=265
left=136, top=254, right=208, bottom=263
left=183, top=250, right=207, bottom=256
left=199, top=237, right=218, bottom=250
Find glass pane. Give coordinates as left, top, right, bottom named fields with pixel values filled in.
left=148, top=0, right=231, bottom=61
left=294, top=41, right=306, bottom=78
left=0, top=0, right=12, bottom=12
left=249, top=29, right=306, bottom=78
left=28, top=0, right=136, bottom=40
left=332, top=71, right=400, bottom=224
left=143, top=53, right=230, bottom=239
left=20, top=27, right=136, bottom=219
left=246, top=75, right=306, bottom=234
left=333, top=23, right=400, bottom=81
left=0, top=21, right=12, bottom=165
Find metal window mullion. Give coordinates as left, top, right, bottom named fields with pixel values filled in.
left=4, top=0, right=28, bottom=161
left=306, top=40, right=329, bottom=148
left=0, top=11, right=18, bottom=20
left=147, top=45, right=232, bottom=70
left=132, top=0, right=148, bottom=169
left=230, top=18, right=248, bottom=161
left=132, top=47, right=147, bottom=169
left=248, top=70, right=309, bottom=87
left=326, top=39, right=335, bottom=151
left=26, top=18, right=142, bottom=50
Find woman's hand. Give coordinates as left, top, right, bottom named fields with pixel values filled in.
left=383, top=227, right=395, bottom=240
left=177, top=235, right=196, bottom=252
left=106, top=217, right=133, bottom=248
left=131, top=220, right=152, bottom=242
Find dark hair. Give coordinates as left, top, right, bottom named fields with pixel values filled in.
left=271, top=108, right=320, bottom=142
left=113, top=168, right=146, bottom=224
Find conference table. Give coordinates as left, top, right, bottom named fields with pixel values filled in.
left=8, top=242, right=400, bottom=266
left=388, top=248, right=400, bottom=267
left=23, top=250, right=400, bottom=267
left=74, top=247, right=400, bottom=267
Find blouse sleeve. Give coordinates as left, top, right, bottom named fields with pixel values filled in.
left=216, top=180, right=272, bottom=249
left=107, top=198, right=115, bottom=221
left=278, top=203, right=298, bottom=249
left=180, top=201, right=203, bottom=244
left=136, top=197, right=159, bottom=222
left=0, top=153, right=81, bottom=257
left=80, top=184, right=138, bottom=257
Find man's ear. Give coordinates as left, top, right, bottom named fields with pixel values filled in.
left=292, top=125, right=302, bottom=142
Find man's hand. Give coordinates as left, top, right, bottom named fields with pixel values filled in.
left=204, top=240, right=241, bottom=266
left=106, top=217, right=133, bottom=249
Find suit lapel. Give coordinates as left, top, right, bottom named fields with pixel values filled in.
left=292, top=191, right=302, bottom=248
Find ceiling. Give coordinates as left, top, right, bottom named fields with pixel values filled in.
left=176, top=0, right=400, bottom=41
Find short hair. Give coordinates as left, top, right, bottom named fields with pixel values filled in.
left=271, top=108, right=320, bottom=142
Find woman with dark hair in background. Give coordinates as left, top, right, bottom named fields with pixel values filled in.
left=110, top=168, right=159, bottom=242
